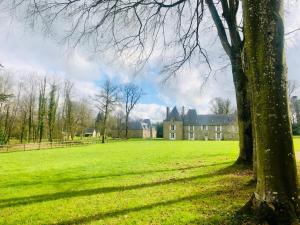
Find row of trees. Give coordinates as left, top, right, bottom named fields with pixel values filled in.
left=94, top=80, right=143, bottom=143
left=0, top=71, right=144, bottom=145
left=0, top=72, right=95, bottom=144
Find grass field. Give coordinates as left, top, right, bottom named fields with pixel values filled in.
left=0, top=140, right=300, bottom=225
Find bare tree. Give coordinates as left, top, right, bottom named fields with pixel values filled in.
left=9, top=0, right=254, bottom=164
left=75, top=98, right=94, bottom=139
left=288, top=80, right=299, bottom=99
left=37, top=77, right=47, bottom=143
left=62, top=80, right=74, bottom=140
left=121, top=83, right=143, bottom=139
left=94, top=80, right=119, bottom=143
left=48, top=80, right=59, bottom=142
left=210, top=97, right=232, bottom=115
left=23, top=75, right=37, bottom=142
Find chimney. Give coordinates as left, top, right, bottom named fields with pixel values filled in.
left=181, top=106, right=185, bottom=117
left=166, top=107, right=170, bottom=119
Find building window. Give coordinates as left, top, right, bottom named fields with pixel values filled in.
left=170, top=132, right=176, bottom=140
left=189, top=132, right=194, bottom=140
left=215, top=125, right=222, bottom=132
left=189, top=125, right=194, bottom=131
left=204, top=125, right=208, bottom=131
left=170, top=124, right=176, bottom=131
left=215, top=132, right=222, bottom=140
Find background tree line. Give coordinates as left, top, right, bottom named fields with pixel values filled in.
left=0, top=71, right=146, bottom=144
left=0, top=71, right=95, bottom=144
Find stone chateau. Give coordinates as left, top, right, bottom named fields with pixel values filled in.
left=163, top=107, right=238, bottom=140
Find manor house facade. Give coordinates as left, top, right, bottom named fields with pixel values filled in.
left=163, top=107, right=238, bottom=140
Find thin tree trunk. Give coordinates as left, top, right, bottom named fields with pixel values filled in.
left=242, top=0, right=299, bottom=223
left=102, top=107, right=108, bottom=144
left=125, top=115, right=129, bottom=139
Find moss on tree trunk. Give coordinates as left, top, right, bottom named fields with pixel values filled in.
left=232, top=55, right=253, bottom=165
left=242, top=0, right=299, bottom=223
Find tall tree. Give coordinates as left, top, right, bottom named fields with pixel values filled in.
left=10, top=0, right=253, bottom=164
left=121, top=83, right=143, bottom=139
left=62, top=80, right=74, bottom=140
left=94, top=80, right=119, bottom=143
left=205, top=0, right=253, bottom=165
left=37, top=77, right=47, bottom=143
left=242, top=0, right=299, bottom=223
left=26, top=76, right=37, bottom=142
left=75, top=98, right=93, bottom=139
left=48, top=81, right=59, bottom=142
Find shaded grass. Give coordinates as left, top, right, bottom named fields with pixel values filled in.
left=0, top=140, right=296, bottom=224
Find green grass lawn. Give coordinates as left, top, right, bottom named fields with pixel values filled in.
left=0, top=140, right=299, bottom=225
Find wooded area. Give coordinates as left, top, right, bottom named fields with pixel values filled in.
left=0, top=72, right=143, bottom=144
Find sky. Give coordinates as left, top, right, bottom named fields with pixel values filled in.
left=0, top=1, right=300, bottom=122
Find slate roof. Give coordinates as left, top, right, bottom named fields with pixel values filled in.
left=197, top=114, right=235, bottom=125
left=184, top=109, right=198, bottom=125
left=128, top=121, right=149, bottom=130
left=165, top=107, right=182, bottom=121
left=165, top=107, right=235, bottom=125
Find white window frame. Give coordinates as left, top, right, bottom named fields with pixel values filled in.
left=215, top=125, right=222, bottom=132
left=169, top=132, right=176, bottom=140
left=170, top=124, right=176, bottom=131
left=189, top=125, right=194, bottom=131
left=215, top=132, right=222, bottom=141
left=189, top=132, right=194, bottom=140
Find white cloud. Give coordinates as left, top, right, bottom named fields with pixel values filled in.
left=130, top=103, right=166, bottom=122
left=0, top=2, right=300, bottom=122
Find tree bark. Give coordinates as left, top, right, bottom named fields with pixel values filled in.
left=242, top=0, right=299, bottom=223
left=232, top=55, right=253, bottom=165
left=125, top=115, right=129, bottom=139
left=206, top=0, right=254, bottom=165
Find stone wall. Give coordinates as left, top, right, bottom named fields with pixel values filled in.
left=163, top=121, right=184, bottom=140
left=110, top=129, right=156, bottom=139
left=183, top=125, right=238, bottom=140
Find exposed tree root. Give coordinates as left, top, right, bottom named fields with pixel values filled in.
left=238, top=194, right=300, bottom=225
left=235, top=156, right=253, bottom=167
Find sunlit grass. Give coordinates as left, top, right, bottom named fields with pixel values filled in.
left=0, top=139, right=298, bottom=225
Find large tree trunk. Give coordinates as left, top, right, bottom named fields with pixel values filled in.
left=232, top=55, right=253, bottom=165
left=242, top=0, right=299, bottom=223
left=205, top=0, right=254, bottom=166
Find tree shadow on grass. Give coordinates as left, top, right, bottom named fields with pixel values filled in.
left=47, top=180, right=254, bottom=225
left=187, top=213, right=257, bottom=225
left=47, top=191, right=224, bottom=225
left=2, top=161, right=232, bottom=188
left=0, top=163, right=248, bottom=209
